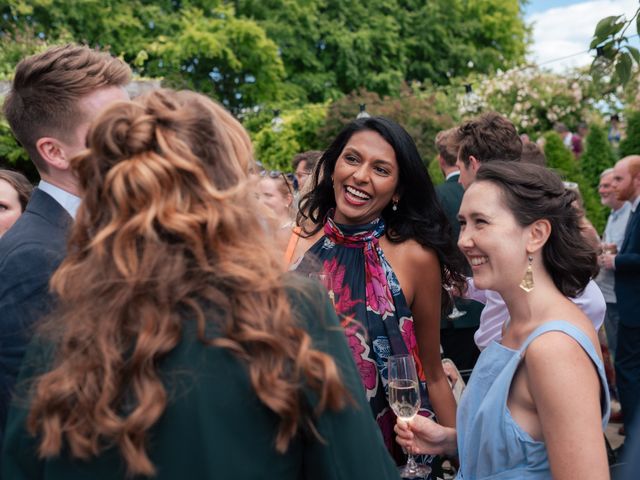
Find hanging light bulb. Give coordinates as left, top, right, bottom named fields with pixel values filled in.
left=356, top=104, right=371, bottom=119
left=271, top=109, right=284, bottom=133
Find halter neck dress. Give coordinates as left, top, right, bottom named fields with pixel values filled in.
left=294, top=215, right=435, bottom=465
left=456, top=320, right=610, bottom=479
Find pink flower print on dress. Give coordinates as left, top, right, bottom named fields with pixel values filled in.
left=322, top=258, right=361, bottom=314
left=344, top=319, right=378, bottom=399
left=399, top=316, right=426, bottom=381
left=363, top=246, right=395, bottom=319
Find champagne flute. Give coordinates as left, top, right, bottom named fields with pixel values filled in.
left=388, top=354, right=431, bottom=479
left=444, top=285, right=466, bottom=319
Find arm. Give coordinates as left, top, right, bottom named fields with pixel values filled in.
left=615, top=252, right=640, bottom=273
left=407, top=245, right=457, bottom=427
left=525, top=332, right=608, bottom=480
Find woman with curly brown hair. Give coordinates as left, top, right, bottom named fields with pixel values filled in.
left=2, top=89, right=399, bottom=479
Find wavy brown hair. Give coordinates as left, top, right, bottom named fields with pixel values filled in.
left=27, top=89, right=348, bottom=477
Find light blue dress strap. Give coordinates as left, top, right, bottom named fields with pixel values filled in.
left=517, top=320, right=611, bottom=426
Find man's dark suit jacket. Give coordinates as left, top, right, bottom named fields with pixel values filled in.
left=435, top=174, right=482, bottom=331
left=615, top=204, right=640, bottom=327
left=0, top=188, right=71, bottom=441
left=435, top=173, right=464, bottom=241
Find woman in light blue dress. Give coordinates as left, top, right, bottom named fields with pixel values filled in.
left=396, top=162, right=610, bottom=479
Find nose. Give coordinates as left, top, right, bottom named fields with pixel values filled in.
left=351, top=163, right=369, bottom=183
left=457, top=226, right=473, bottom=251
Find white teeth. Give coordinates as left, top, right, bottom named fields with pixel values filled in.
left=346, top=186, right=370, bottom=199
left=469, top=256, right=488, bottom=266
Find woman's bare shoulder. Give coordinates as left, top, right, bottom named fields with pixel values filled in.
left=384, top=237, right=439, bottom=267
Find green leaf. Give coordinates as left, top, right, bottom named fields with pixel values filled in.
left=626, top=45, right=640, bottom=64
left=594, top=15, right=623, bottom=39
left=614, top=52, right=633, bottom=85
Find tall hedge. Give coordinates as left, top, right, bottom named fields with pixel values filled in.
left=544, top=131, right=606, bottom=233
left=580, top=124, right=617, bottom=190
left=619, top=110, right=640, bottom=158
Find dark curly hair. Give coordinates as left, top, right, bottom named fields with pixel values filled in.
left=475, top=161, right=598, bottom=297
left=297, top=116, right=467, bottom=308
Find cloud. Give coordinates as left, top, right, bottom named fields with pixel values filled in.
left=527, top=0, right=639, bottom=72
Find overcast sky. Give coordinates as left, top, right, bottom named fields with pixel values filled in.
left=525, top=0, right=639, bottom=71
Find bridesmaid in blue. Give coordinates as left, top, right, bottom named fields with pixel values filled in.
left=287, top=117, right=467, bottom=468
left=395, top=162, right=610, bottom=479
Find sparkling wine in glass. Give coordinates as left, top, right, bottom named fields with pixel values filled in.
left=388, top=354, right=431, bottom=479
left=445, top=285, right=466, bottom=320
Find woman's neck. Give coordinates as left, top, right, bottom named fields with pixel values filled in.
left=499, top=272, right=567, bottom=346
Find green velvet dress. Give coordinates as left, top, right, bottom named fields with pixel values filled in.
left=1, top=282, right=400, bottom=479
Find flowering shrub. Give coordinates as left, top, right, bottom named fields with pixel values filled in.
left=461, top=67, right=592, bottom=135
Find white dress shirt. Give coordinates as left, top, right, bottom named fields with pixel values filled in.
left=38, top=180, right=81, bottom=219
left=466, top=278, right=606, bottom=350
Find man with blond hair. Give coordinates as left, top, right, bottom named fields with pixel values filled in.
left=602, top=155, right=640, bottom=443
left=0, top=45, right=130, bottom=440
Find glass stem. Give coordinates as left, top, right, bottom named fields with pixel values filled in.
left=406, top=452, right=418, bottom=474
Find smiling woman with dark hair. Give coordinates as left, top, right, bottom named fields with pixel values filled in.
left=286, top=116, right=466, bottom=470
left=396, top=161, right=609, bottom=480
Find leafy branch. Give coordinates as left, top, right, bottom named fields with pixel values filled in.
left=590, top=4, right=640, bottom=86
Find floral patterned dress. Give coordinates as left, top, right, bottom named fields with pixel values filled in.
left=294, top=214, right=435, bottom=465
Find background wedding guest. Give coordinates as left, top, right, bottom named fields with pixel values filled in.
left=434, top=128, right=482, bottom=373
left=258, top=170, right=295, bottom=249
left=0, top=169, right=32, bottom=238
left=454, top=111, right=522, bottom=189
left=596, top=167, right=631, bottom=358
left=603, top=155, right=640, bottom=446
left=292, top=150, right=322, bottom=192
left=396, top=162, right=609, bottom=479
left=0, top=44, right=130, bottom=451
left=2, top=89, right=399, bottom=480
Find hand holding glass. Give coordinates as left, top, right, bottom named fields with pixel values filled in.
left=388, top=354, right=431, bottom=479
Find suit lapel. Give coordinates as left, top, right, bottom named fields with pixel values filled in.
left=620, top=207, right=639, bottom=253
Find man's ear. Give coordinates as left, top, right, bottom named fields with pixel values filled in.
left=527, top=219, right=551, bottom=254
left=468, top=155, right=481, bottom=173
left=36, top=137, right=72, bottom=171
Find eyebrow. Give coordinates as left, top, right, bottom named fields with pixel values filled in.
left=458, top=211, right=487, bottom=221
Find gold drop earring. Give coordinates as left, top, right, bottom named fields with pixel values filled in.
left=519, top=255, right=534, bottom=292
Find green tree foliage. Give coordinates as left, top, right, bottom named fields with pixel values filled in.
left=320, top=86, right=455, bottom=165
left=1, top=0, right=285, bottom=111
left=250, top=105, right=328, bottom=171
left=619, top=110, right=640, bottom=157
left=580, top=124, right=617, bottom=190
left=235, top=0, right=528, bottom=103
left=544, top=131, right=606, bottom=233
left=544, top=132, right=581, bottom=178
